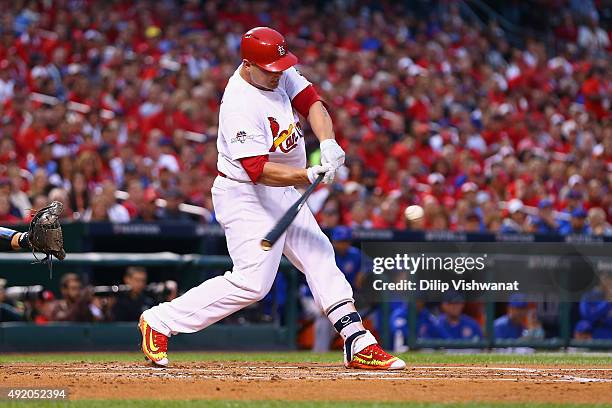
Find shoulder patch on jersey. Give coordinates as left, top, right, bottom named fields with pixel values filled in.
left=231, top=130, right=254, bottom=144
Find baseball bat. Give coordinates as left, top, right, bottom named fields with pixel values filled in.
left=261, top=173, right=325, bottom=251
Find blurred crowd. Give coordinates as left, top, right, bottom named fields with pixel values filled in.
left=0, top=268, right=178, bottom=323
left=0, top=0, right=610, bottom=235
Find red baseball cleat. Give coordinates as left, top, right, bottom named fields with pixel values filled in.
left=138, top=315, right=169, bottom=366
left=346, top=344, right=406, bottom=370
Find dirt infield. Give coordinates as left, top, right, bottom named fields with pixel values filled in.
left=2, top=361, right=612, bottom=404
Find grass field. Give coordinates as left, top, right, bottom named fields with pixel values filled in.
left=2, top=351, right=611, bottom=407
left=2, top=350, right=610, bottom=365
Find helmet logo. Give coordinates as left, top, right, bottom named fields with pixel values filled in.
left=277, top=45, right=286, bottom=56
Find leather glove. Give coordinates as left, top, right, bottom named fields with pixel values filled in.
left=307, top=164, right=335, bottom=184
left=28, top=201, right=65, bottom=261
left=320, top=139, right=345, bottom=170
left=27, top=201, right=66, bottom=277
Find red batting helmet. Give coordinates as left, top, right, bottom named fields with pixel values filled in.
left=240, top=27, right=298, bottom=72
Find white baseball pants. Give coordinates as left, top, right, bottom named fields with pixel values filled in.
left=143, top=175, right=354, bottom=336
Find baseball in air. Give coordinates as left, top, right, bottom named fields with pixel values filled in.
left=404, top=205, right=424, bottom=221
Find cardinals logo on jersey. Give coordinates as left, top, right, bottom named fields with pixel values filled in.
left=268, top=117, right=302, bottom=153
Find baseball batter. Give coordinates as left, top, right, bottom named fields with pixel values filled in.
left=139, top=27, right=405, bottom=370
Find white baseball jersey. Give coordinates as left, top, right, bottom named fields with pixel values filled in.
left=216, top=64, right=311, bottom=181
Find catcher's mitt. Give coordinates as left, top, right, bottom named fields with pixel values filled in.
left=28, top=201, right=66, bottom=275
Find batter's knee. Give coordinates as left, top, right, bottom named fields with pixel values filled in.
left=223, top=270, right=273, bottom=302
left=241, top=285, right=272, bottom=303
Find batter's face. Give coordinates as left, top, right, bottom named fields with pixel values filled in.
left=243, top=61, right=283, bottom=90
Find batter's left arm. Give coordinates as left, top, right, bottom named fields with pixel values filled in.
left=308, top=101, right=335, bottom=142
left=307, top=101, right=345, bottom=171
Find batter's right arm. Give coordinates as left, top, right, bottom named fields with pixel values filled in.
left=258, top=162, right=330, bottom=187
left=258, top=162, right=309, bottom=186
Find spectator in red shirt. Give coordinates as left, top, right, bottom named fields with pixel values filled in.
left=357, top=131, right=386, bottom=174
left=0, top=192, right=21, bottom=224
left=582, top=67, right=609, bottom=120
left=372, top=197, right=404, bottom=229
left=424, top=173, right=455, bottom=209
left=555, top=13, right=578, bottom=43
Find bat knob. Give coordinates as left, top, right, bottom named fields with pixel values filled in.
left=260, top=239, right=273, bottom=251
